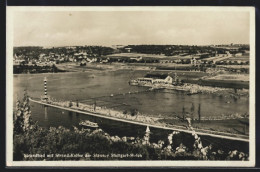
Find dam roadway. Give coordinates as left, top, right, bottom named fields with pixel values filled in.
left=29, top=98, right=249, bottom=143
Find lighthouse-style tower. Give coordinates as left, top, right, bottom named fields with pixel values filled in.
left=143, top=126, right=151, bottom=145
left=43, top=77, right=48, bottom=101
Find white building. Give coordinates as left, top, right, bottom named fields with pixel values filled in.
left=137, top=74, right=176, bottom=85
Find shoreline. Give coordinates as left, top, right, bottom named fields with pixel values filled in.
left=14, top=62, right=250, bottom=90
left=130, top=82, right=249, bottom=98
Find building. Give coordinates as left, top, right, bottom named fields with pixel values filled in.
left=190, top=57, right=197, bottom=66
left=142, top=73, right=179, bottom=84
left=112, top=45, right=126, bottom=49
left=13, top=59, right=26, bottom=65
left=125, top=48, right=132, bottom=53
left=131, top=72, right=182, bottom=87
left=235, top=53, right=243, bottom=57
left=80, top=59, right=87, bottom=66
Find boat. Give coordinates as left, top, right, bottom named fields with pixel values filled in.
left=79, top=120, right=99, bottom=128
left=129, top=79, right=139, bottom=86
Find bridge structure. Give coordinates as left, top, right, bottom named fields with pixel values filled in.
left=29, top=98, right=249, bottom=143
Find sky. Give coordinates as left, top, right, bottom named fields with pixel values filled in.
left=13, top=10, right=250, bottom=47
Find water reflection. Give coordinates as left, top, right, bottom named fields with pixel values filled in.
left=68, top=111, right=73, bottom=121
left=75, top=112, right=79, bottom=119
left=44, top=106, right=48, bottom=121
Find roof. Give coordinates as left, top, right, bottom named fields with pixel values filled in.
left=145, top=73, right=168, bottom=79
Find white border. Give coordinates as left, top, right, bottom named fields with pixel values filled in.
left=6, top=6, right=256, bottom=167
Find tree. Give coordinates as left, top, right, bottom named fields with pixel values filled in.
left=14, top=90, right=34, bottom=134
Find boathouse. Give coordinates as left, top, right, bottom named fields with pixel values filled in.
left=144, top=73, right=174, bottom=84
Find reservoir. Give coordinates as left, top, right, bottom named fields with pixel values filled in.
left=14, top=70, right=249, bottom=118
left=13, top=70, right=249, bottom=152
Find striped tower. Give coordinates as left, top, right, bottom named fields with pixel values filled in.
left=44, top=77, right=48, bottom=101
left=144, top=126, right=150, bottom=145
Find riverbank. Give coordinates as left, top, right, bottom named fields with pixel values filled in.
left=131, top=81, right=249, bottom=98
left=16, top=62, right=249, bottom=92
left=56, top=62, right=153, bottom=72
left=56, top=62, right=249, bottom=90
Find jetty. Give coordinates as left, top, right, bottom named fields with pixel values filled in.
left=29, top=98, right=249, bottom=142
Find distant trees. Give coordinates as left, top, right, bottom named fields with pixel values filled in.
left=14, top=46, right=43, bottom=60
left=200, top=54, right=210, bottom=59
left=13, top=46, right=116, bottom=62
left=13, top=65, right=65, bottom=74
left=107, top=57, right=159, bottom=63
left=118, top=45, right=231, bottom=57
left=89, top=46, right=115, bottom=56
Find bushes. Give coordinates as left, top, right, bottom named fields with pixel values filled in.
left=14, top=126, right=150, bottom=160
left=130, top=109, right=138, bottom=116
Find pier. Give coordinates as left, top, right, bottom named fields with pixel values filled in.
left=29, top=98, right=249, bottom=143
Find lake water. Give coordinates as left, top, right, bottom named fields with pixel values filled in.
left=14, top=70, right=249, bottom=118
left=13, top=70, right=249, bottom=152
